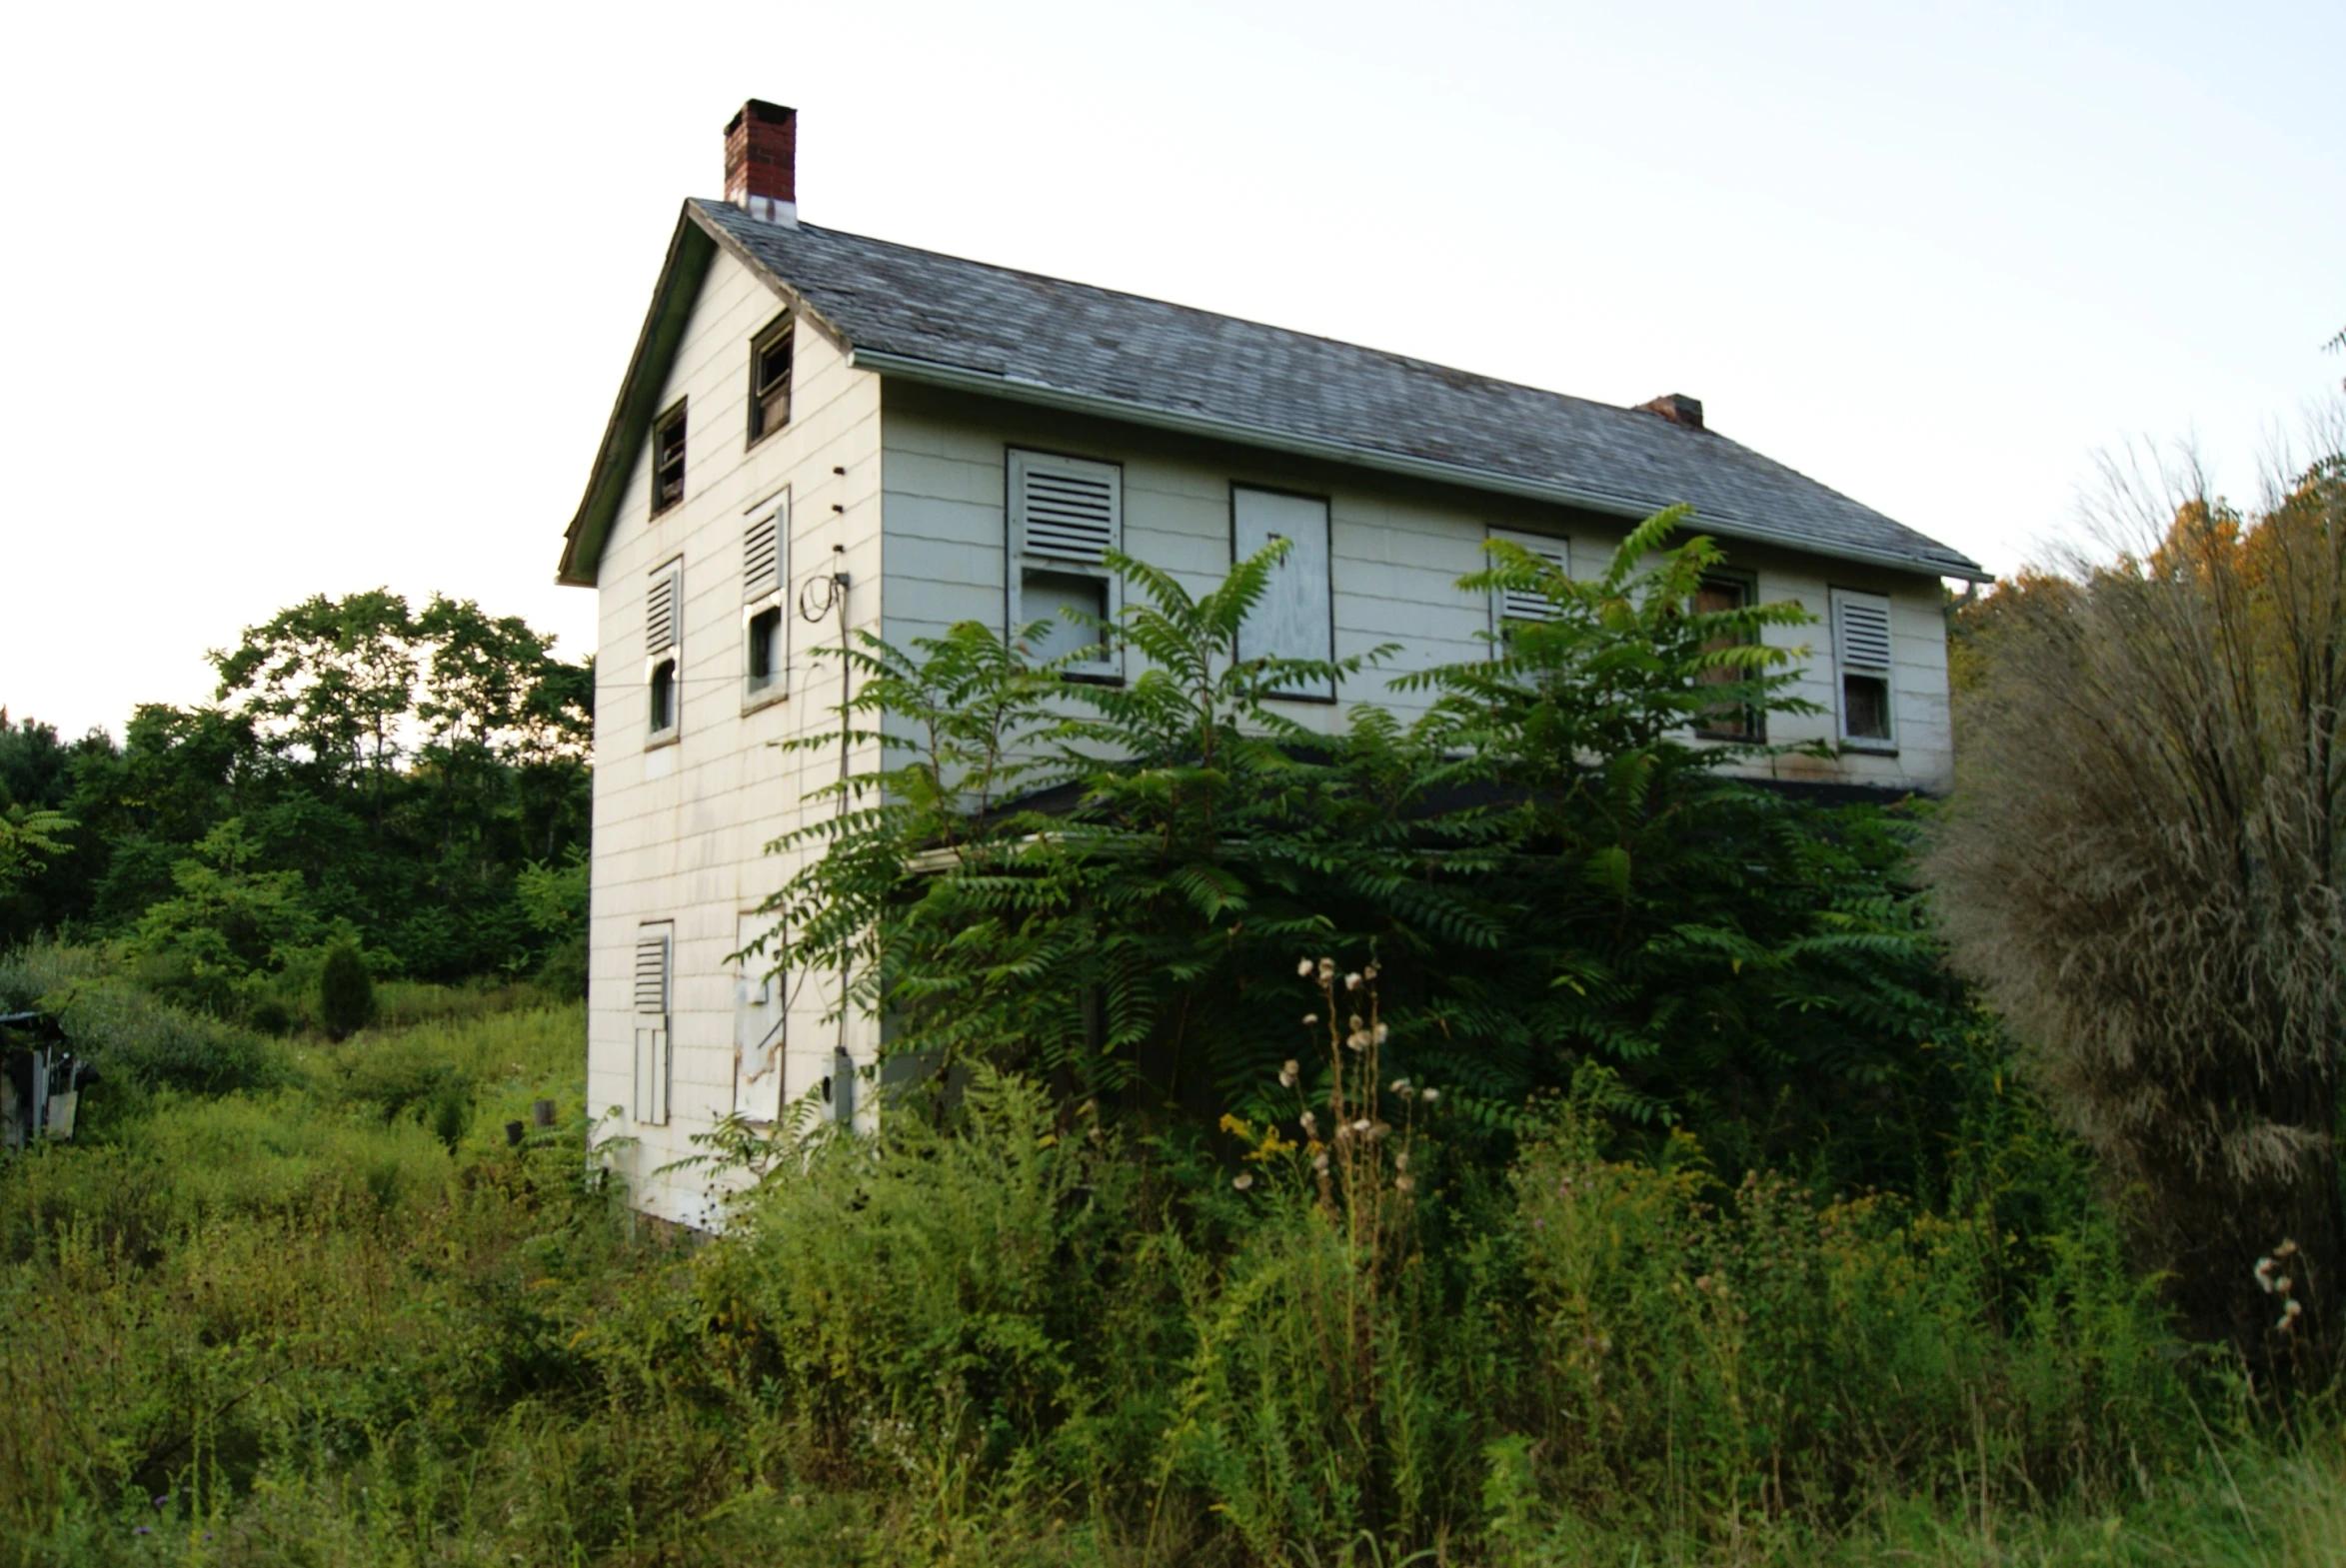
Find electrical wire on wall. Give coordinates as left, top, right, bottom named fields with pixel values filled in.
left=795, top=544, right=856, bottom=1118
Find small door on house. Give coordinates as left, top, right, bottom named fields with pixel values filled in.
left=633, top=926, right=672, bottom=1126
left=733, top=911, right=785, bottom=1122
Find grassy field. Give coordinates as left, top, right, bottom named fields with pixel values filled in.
left=2, top=952, right=2343, bottom=1565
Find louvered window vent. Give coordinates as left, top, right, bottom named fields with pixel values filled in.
left=744, top=514, right=782, bottom=600
left=647, top=565, right=682, bottom=656
left=633, top=932, right=671, bottom=1014
left=1834, top=595, right=1893, bottom=671
left=1012, top=451, right=1121, bottom=566
left=1489, top=532, right=1570, bottom=625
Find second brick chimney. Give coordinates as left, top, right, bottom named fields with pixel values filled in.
left=725, top=100, right=798, bottom=227
left=1635, top=393, right=1705, bottom=432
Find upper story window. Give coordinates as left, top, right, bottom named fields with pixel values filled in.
left=1486, top=528, right=1571, bottom=632
left=652, top=401, right=688, bottom=516
left=749, top=316, right=794, bottom=444
left=1831, top=588, right=1896, bottom=748
left=743, top=499, right=787, bottom=704
left=1692, top=573, right=1761, bottom=741
left=1232, top=486, right=1334, bottom=702
left=1009, top=449, right=1122, bottom=679
left=647, top=558, right=683, bottom=741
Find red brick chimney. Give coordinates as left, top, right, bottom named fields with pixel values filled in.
left=1635, top=393, right=1705, bottom=432
left=725, top=100, right=798, bottom=226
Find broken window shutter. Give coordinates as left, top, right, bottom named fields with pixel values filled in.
left=1488, top=530, right=1571, bottom=624
left=743, top=510, right=783, bottom=601
left=1832, top=590, right=1893, bottom=673
left=1011, top=450, right=1121, bottom=565
left=647, top=563, right=682, bottom=657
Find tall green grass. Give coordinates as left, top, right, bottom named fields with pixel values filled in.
left=2, top=941, right=2342, bottom=1565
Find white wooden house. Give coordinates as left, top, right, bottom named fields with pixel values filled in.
left=557, top=101, right=1987, bottom=1225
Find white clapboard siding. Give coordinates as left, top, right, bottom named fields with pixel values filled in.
left=1011, top=450, right=1121, bottom=564
left=1232, top=486, right=1333, bottom=700
left=1487, top=529, right=1571, bottom=625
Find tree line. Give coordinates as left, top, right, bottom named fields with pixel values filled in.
left=0, top=590, right=591, bottom=1018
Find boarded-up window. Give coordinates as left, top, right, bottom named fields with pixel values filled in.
left=1009, top=450, right=1122, bottom=677
left=633, top=925, right=671, bottom=1126
left=1232, top=487, right=1333, bottom=701
left=1831, top=589, right=1896, bottom=746
left=1486, top=529, right=1571, bottom=630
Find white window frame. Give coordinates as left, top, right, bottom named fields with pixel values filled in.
left=1007, top=448, right=1124, bottom=682
left=646, top=557, right=684, bottom=745
left=1485, top=528, right=1571, bottom=635
left=742, top=492, right=789, bottom=712
left=1829, top=587, right=1898, bottom=751
left=632, top=923, right=673, bottom=1127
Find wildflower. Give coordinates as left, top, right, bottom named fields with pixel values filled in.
left=2276, top=1276, right=2294, bottom=1297
left=1346, top=1030, right=1369, bottom=1052
left=153, top=1496, right=170, bottom=1509
left=1297, top=956, right=1315, bottom=977
left=1299, top=1109, right=1317, bottom=1135
left=135, top=1528, right=150, bottom=1537
left=1313, top=1151, right=1330, bottom=1173
left=1394, top=1151, right=1409, bottom=1172
left=1373, top=1022, right=1389, bottom=1046
left=1352, top=1118, right=1372, bottom=1134
left=1364, top=961, right=1379, bottom=981
left=1395, top=1175, right=1415, bottom=1193
left=1345, top=971, right=1362, bottom=991
left=1421, top=1087, right=1439, bottom=1103
left=2256, top=1256, right=2278, bottom=1292
left=1367, top=1120, right=1390, bottom=1142
left=1695, top=1274, right=1714, bottom=1294
left=1279, top=1059, right=1299, bottom=1088
left=1317, top=956, right=1336, bottom=981
left=1390, top=1077, right=1411, bottom=1094
left=1232, top=1172, right=1254, bottom=1191
left=1334, top=1124, right=1354, bottom=1144
left=2276, top=1238, right=2300, bottom=1257
left=2280, top=1298, right=2304, bottom=1329
left=1302, top=1013, right=1319, bottom=1027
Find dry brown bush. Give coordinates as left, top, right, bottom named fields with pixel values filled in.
left=1929, top=416, right=2346, bottom=1376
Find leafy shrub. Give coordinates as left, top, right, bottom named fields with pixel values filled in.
left=318, top=940, right=376, bottom=1039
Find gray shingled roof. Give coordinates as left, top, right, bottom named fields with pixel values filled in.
left=693, top=199, right=1984, bottom=581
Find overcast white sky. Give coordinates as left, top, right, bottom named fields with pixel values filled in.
left=2, top=0, right=2338, bottom=741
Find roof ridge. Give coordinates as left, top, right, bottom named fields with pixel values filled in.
left=698, top=199, right=1672, bottom=429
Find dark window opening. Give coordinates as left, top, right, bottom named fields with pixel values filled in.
left=652, top=403, right=688, bottom=515
left=747, top=606, right=784, bottom=693
left=750, top=319, right=793, bottom=443
left=1692, top=575, right=1760, bottom=741
left=649, top=659, right=678, bottom=734
left=1842, top=673, right=1892, bottom=742
left=1018, top=568, right=1112, bottom=672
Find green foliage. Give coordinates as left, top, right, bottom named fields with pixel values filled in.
left=317, top=940, right=377, bottom=1039
left=0, top=593, right=592, bottom=984
left=774, top=517, right=1964, bottom=1186
left=0, top=943, right=2333, bottom=1567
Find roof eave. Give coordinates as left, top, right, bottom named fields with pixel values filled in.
left=848, top=348, right=1992, bottom=584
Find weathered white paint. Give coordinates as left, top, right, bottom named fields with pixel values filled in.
left=584, top=246, right=883, bottom=1224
